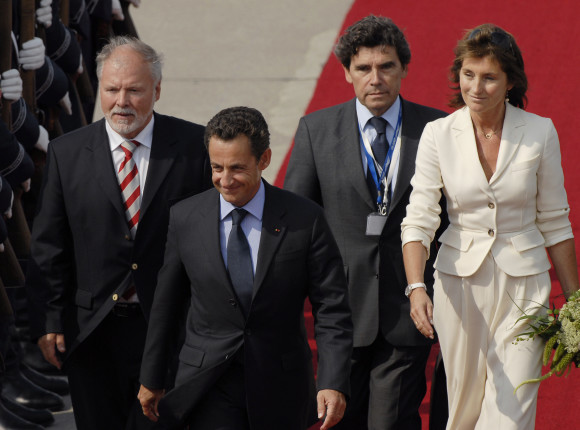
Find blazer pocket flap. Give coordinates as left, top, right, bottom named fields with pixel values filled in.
left=275, top=249, right=306, bottom=262
left=510, top=229, right=545, bottom=252
left=438, top=229, right=473, bottom=252
left=179, top=344, right=205, bottom=368
left=75, top=289, right=93, bottom=310
left=282, top=348, right=312, bottom=371
left=511, top=155, right=540, bottom=172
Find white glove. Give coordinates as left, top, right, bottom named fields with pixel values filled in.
left=19, top=37, right=46, bottom=70
left=0, top=69, right=23, bottom=100
left=59, top=92, right=72, bottom=115
left=129, top=0, right=141, bottom=6
left=36, top=0, right=53, bottom=28
left=112, top=0, right=125, bottom=20
left=35, top=125, right=50, bottom=152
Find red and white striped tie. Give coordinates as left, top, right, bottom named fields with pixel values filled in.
left=118, top=140, right=141, bottom=238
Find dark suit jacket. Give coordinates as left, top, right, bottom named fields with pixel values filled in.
left=140, top=182, right=353, bottom=430
left=28, top=113, right=211, bottom=358
left=284, top=97, right=447, bottom=347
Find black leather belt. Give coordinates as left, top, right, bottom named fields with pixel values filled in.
left=112, top=302, right=142, bottom=318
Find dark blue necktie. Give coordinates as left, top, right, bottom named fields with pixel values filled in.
left=369, top=116, right=389, bottom=167
left=227, top=208, right=253, bottom=316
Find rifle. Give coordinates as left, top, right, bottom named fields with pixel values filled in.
left=0, top=0, right=12, bottom=124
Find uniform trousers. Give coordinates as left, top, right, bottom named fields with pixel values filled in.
left=433, top=253, right=550, bottom=430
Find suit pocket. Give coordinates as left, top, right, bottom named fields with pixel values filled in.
left=438, top=228, right=473, bottom=252
left=510, top=229, right=545, bottom=252
left=179, top=344, right=205, bottom=368
left=75, top=289, right=93, bottom=310
left=275, top=249, right=306, bottom=262
left=281, top=348, right=312, bottom=372
left=511, top=155, right=540, bottom=172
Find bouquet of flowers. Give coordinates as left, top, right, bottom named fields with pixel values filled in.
left=513, top=289, right=580, bottom=393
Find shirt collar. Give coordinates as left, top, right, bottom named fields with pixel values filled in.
left=220, top=179, right=265, bottom=221
left=356, top=96, right=401, bottom=131
left=106, top=115, right=155, bottom=151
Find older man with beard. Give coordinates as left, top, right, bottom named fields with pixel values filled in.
left=27, top=36, right=211, bottom=430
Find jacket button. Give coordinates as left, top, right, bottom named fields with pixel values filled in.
left=488, top=202, right=495, bottom=209
left=131, top=263, right=138, bottom=270
left=112, top=294, right=119, bottom=301
left=124, top=234, right=131, bottom=241
left=488, top=229, right=495, bottom=237
left=229, top=299, right=237, bottom=307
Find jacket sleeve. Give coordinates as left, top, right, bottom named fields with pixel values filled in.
left=140, top=206, right=190, bottom=389
left=401, top=121, right=444, bottom=258
left=29, top=142, right=75, bottom=335
left=535, top=120, right=574, bottom=246
left=307, top=209, right=353, bottom=397
left=284, top=117, right=323, bottom=205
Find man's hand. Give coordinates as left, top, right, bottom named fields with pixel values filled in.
left=317, top=389, right=346, bottom=430
left=138, top=385, right=164, bottom=422
left=409, top=288, right=435, bottom=339
left=38, top=333, right=65, bottom=369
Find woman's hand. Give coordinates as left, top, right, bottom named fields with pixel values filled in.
left=409, top=288, right=435, bottom=339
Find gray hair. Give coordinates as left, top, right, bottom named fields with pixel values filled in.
left=95, top=36, right=163, bottom=84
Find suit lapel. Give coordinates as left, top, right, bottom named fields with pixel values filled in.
left=253, top=183, right=287, bottom=298
left=490, top=103, right=525, bottom=184
left=390, top=99, right=419, bottom=213
left=140, top=113, right=178, bottom=218
left=452, top=107, right=495, bottom=196
left=195, top=190, right=238, bottom=296
left=337, top=100, right=376, bottom=210
left=89, top=120, right=126, bottom=219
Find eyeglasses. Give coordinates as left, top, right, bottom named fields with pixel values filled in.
left=468, top=28, right=515, bottom=56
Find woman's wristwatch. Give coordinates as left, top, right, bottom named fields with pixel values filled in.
left=405, top=282, right=427, bottom=298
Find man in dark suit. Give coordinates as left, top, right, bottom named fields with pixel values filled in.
left=138, top=106, right=353, bottom=430
left=27, top=36, right=211, bottom=430
left=284, top=15, right=448, bottom=430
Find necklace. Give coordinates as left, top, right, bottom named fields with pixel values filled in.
left=477, top=128, right=498, bottom=140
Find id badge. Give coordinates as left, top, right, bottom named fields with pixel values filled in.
left=366, top=212, right=387, bottom=236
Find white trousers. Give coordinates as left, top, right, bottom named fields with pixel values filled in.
left=433, top=253, right=550, bottom=430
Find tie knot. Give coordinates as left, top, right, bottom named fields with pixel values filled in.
left=121, top=140, right=140, bottom=154
left=369, top=117, right=388, bottom=135
left=231, top=208, right=248, bottom=225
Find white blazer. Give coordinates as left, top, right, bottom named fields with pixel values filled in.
left=402, top=103, right=573, bottom=278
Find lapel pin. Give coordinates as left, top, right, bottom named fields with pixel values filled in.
left=274, top=228, right=281, bottom=233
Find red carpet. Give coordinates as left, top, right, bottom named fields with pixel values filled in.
left=274, top=1, right=580, bottom=428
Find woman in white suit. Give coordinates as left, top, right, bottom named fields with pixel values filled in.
left=401, top=24, right=579, bottom=429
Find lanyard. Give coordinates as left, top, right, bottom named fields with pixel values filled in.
left=359, top=106, right=403, bottom=211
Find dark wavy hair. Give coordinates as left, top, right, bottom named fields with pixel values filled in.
left=204, top=107, right=270, bottom=160
left=449, top=24, right=527, bottom=109
left=334, top=15, right=410, bottom=69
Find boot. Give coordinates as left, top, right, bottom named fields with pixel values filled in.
left=1, top=394, right=54, bottom=426
left=1, top=370, right=65, bottom=411
left=20, top=363, right=69, bottom=395
left=0, top=398, right=44, bottom=429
